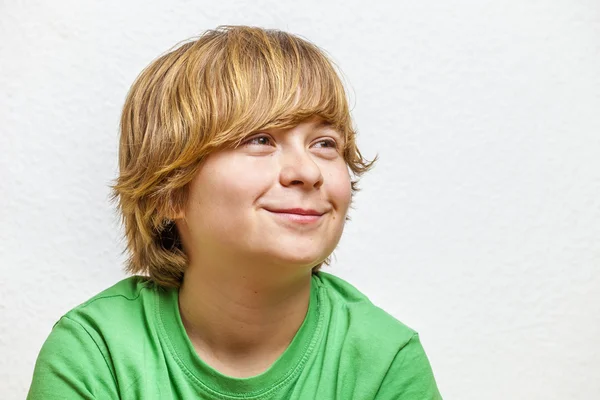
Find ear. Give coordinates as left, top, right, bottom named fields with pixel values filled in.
left=165, top=201, right=185, bottom=220
left=158, top=193, right=186, bottom=221
left=171, top=209, right=185, bottom=220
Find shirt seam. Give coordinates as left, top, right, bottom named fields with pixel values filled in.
left=372, top=332, right=420, bottom=398
left=74, top=282, right=147, bottom=311
left=61, top=315, right=120, bottom=395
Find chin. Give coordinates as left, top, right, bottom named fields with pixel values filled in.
left=247, top=233, right=337, bottom=268
left=266, top=246, right=330, bottom=268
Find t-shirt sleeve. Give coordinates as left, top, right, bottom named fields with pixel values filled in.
left=27, top=316, right=119, bottom=399
left=374, top=333, right=443, bottom=400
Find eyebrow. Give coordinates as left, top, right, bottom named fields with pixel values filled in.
left=314, top=121, right=344, bottom=140
left=315, top=120, right=332, bottom=130
left=315, top=120, right=340, bottom=132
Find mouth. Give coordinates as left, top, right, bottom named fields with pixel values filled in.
left=266, top=208, right=325, bottom=216
left=263, top=208, right=328, bottom=224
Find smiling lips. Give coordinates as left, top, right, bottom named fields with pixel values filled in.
left=270, top=208, right=324, bottom=216
left=265, top=208, right=326, bottom=224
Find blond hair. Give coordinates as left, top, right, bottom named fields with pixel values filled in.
left=110, top=25, right=376, bottom=288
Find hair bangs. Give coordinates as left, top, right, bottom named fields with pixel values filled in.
left=198, top=28, right=353, bottom=150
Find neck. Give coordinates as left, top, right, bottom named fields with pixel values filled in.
left=178, top=257, right=314, bottom=368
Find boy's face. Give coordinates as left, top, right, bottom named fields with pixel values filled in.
left=176, top=116, right=352, bottom=273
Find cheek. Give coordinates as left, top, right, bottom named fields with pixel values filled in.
left=191, top=156, right=274, bottom=216
left=326, top=165, right=352, bottom=211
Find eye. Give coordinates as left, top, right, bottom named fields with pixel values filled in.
left=242, top=134, right=274, bottom=146
left=312, top=138, right=338, bottom=149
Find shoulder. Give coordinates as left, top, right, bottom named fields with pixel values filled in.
left=47, top=275, right=161, bottom=358
left=69, top=275, right=155, bottom=309
left=313, top=271, right=417, bottom=349
left=310, top=272, right=442, bottom=398
left=62, top=275, right=156, bottom=323
left=27, top=277, right=154, bottom=399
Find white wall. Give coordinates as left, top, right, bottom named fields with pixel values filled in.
left=1, top=1, right=599, bottom=398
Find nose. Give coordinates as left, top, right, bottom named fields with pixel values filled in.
left=279, top=146, right=324, bottom=190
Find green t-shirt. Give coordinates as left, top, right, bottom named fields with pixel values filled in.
left=27, top=271, right=442, bottom=399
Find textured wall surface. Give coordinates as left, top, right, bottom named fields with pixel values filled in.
left=1, top=1, right=599, bottom=399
